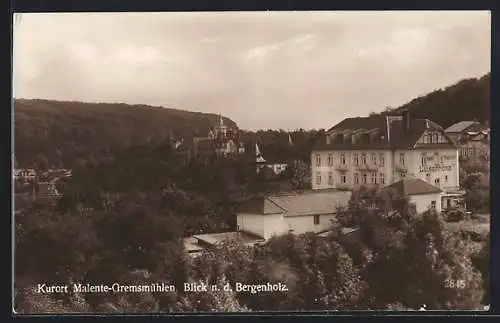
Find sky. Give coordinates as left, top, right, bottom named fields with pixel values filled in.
left=13, top=11, right=491, bottom=130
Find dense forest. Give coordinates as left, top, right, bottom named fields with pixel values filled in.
left=13, top=99, right=237, bottom=169
left=379, top=73, right=490, bottom=129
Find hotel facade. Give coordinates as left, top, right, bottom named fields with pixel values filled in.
left=311, top=111, right=464, bottom=210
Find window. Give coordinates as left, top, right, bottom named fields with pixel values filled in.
left=379, top=173, right=385, bottom=185
left=314, top=215, right=320, bottom=225
left=353, top=153, right=359, bottom=166
left=362, top=173, right=367, bottom=184
left=341, top=153, right=346, bottom=165
left=327, top=154, right=333, bottom=166
left=421, top=153, right=427, bottom=165
left=445, top=175, right=448, bottom=183
left=341, top=174, right=347, bottom=184
left=431, top=200, right=436, bottom=209
left=433, top=133, right=439, bottom=143
left=435, top=178, right=440, bottom=185
left=426, top=173, right=431, bottom=182
left=399, top=153, right=405, bottom=165
left=316, top=172, right=321, bottom=185
left=328, top=172, right=333, bottom=185
left=379, top=153, right=385, bottom=166
left=371, top=173, right=377, bottom=184
left=315, top=154, right=321, bottom=167
left=371, top=153, right=377, bottom=165
left=468, top=147, right=473, bottom=156
left=354, top=173, right=359, bottom=184
left=361, top=153, right=367, bottom=164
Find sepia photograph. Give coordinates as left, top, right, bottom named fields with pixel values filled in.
left=12, top=10, right=490, bottom=313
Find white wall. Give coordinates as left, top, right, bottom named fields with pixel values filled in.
left=409, top=193, right=442, bottom=214
left=237, top=213, right=265, bottom=238
left=311, top=150, right=393, bottom=190
left=285, top=214, right=336, bottom=235
left=237, top=212, right=337, bottom=239
left=263, top=213, right=288, bottom=239
left=398, top=148, right=459, bottom=191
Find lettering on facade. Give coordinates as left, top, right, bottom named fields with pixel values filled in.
left=440, top=155, right=455, bottom=161
left=419, top=165, right=452, bottom=173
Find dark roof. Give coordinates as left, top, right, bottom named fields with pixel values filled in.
left=383, top=178, right=442, bottom=196
left=239, top=189, right=352, bottom=217
left=315, top=115, right=455, bottom=151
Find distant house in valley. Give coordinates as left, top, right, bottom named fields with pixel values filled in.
left=173, top=115, right=246, bottom=163
left=444, top=121, right=490, bottom=161
left=254, top=143, right=288, bottom=175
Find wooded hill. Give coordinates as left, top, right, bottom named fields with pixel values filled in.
left=13, top=72, right=490, bottom=168
left=382, top=73, right=490, bottom=129
left=14, top=99, right=237, bottom=169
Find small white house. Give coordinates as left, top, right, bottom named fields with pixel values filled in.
left=383, top=178, right=443, bottom=214
left=237, top=189, right=352, bottom=240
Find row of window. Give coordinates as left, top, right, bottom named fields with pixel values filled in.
left=460, top=147, right=489, bottom=157
left=316, top=152, right=405, bottom=167
left=316, top=172, right=386, bottom=185
left=421, top=132, right=447, bottom=144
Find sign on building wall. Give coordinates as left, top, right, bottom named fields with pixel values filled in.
left=419, top=165, right=452, bottom=173
left=419, top=152, right=455, bottom=173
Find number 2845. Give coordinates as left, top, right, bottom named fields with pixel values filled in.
left=444, top=279, right=466, bottom=289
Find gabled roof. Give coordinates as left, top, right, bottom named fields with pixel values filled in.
left=445, top=121, right=480, bottom=133
left=314, top=115, right=455, bottom=151
left=383, top=178, right=442, bottom=196
left=239, top=189, right=352, bottom=217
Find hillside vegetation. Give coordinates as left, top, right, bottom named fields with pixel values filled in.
left=14, top=99, right=237, bottom=168
left=13, top=72, right=490, bottom=168
left=385, top=73, right=490, bottom=128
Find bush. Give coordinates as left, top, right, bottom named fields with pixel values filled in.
left=445, top=208, right=466, bottom=223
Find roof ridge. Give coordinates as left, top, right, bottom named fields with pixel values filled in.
left=265, top=196, right=288, bottom=213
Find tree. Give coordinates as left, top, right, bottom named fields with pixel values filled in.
left=289, top=160, right=311, bottom=190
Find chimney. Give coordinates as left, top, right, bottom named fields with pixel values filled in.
left=402, top=109, right=411, bottom=132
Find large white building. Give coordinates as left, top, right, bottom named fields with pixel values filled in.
left=311, top=111, right=464, bottom=210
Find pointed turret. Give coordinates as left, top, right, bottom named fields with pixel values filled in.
left=255, top=143, right=266, bottom=163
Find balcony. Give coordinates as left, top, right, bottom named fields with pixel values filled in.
left=335, top=164, right=349, bottom=172
left=357, top=164, right=378, bottom=172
